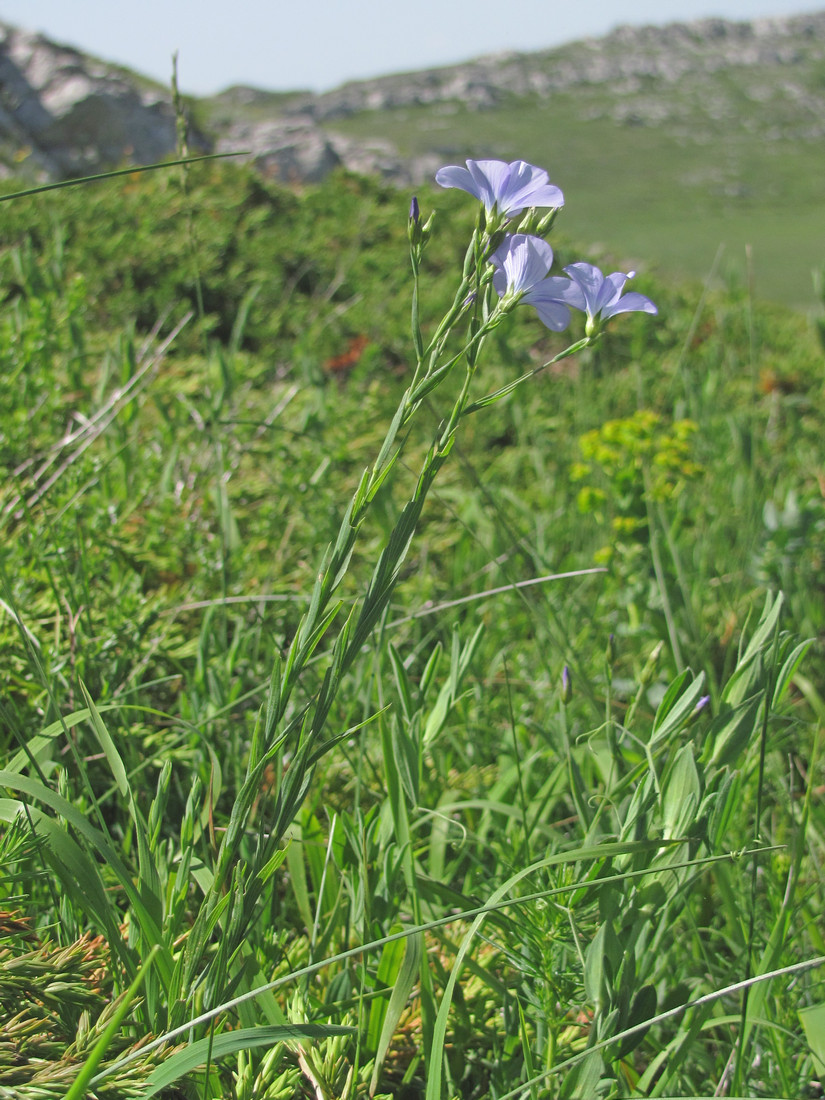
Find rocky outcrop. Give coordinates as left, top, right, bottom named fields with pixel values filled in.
left=215, top=117, right=341, bottom=184
left=287, top=11, right=825, bottom=125
left=0, top=21, right=192, bottom=179
left=215, top=114, right=442, bottom=186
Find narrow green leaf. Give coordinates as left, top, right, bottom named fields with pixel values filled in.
left=661, top=745, right=700, bottom=839
left=141, top=1024, right=356, bottom=1097
left=772, top=638, right=811, bottom=708
left=651, top=671, right=706, bottom=746
left=367, top=927, right=407, bottom=1054
left=706, top=768, right=741, bottom=848
left=0, top=152, right=245, bottom=203
left=616, top=984, right=657, bottom=1058
left=800, top=1001, right=825, bottom=1074
left=705, top=696, right=762, bottom=769
left=285, top=832, right=314, bottom=934
left=559, top=1049, right=605, bottom=1099
left=3, top=704, right=115, bottom=775
left=388, top=643, right=414, bottom=722
left=79, top=682, right=128, bottom=798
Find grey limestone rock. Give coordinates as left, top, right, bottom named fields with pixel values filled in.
left=0, top=21, right=186, bottom=178
left=216, top=116, right=341, bottom=183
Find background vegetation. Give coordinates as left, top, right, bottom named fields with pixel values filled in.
left=0, top=160, right=824, bottom=1097
left=327, top=99, right=824, bottom=309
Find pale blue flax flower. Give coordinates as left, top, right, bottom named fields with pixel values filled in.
left=562, top=262, right=657, bottom=335
left=435, top=159, right=564, bottom=217
left=490, top=234, right=577, bottom=332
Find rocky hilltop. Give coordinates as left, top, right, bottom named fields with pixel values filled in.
left=0, top=22, right=191, bottom=179
left=1, top=10, right=824, bottom=183
left=285, top=10, right=825, bottom=123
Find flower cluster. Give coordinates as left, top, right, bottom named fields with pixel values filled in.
left=435, top=158, right=657, bottom=337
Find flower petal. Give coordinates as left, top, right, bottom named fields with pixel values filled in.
left=492, top=266, right=508, bottom=297
left=522, top=276, right=580, bottom=307
left=529, top=299, right=571, bottom=332
left=522, top=277, right=579, bottom=331
left=491, top=234, right=554, bottom=295
left=499, top=160, right=564, bottom=215
left=595, top=271, right=631, bottom=313
left=563, top=262, right=658, bottom=324
left=436, top=158, right=564, bottom=215
left=527, top=275, right=586, bottom=312
left=601, top=292, right=658, bottom=319
left=563, top=263, right=606, bottom=315
left=434, top=164, right=481, bottom=201
left=467, top=160, right=512, bottom=210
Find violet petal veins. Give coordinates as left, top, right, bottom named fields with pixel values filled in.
left=490, top=233, right=554, bottom=296
left=435, top=159, right=564, bottom=217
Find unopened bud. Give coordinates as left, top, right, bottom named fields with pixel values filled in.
left=606, top=633, right=616, bottom=667
left=684, top=692, right=711, bottom=729
left=561, top=665, right=573, bottom=705
left=483, top=224, right=509, bottom=259
left=408, top=195, right=422, bottom=246
left=640, top=641, right=664, bottom=685
left=534, top=206, right=560, bottom=237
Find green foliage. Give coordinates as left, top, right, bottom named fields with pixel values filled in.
left=325, top=78, right=825, bottom=309
left=0, top=160, right=823, bottom=1098
left=572, top=409, right=702, bottom=552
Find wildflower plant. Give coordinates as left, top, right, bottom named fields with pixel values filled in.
left=176, top=156, right=660, bottom=999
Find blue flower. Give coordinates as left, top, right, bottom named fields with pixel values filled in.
left=490, top=234, right=576, bottom=332
left=435, top=159, right=564, bottom=217
left=562, top=263, right=658, bottom=334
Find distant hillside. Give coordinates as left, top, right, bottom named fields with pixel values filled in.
left=265, top=11, right=825, bottom=136
left=1, top=12, right=824, bottom=305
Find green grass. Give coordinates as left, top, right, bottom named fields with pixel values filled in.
left=0, top=160, right=824, bottom=1098
left=328, top=99, right=825, bottom=308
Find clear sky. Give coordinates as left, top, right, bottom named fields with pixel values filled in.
left=1, top=0, right=822, bottom=96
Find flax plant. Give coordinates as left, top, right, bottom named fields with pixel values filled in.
left=178, top=159, right=647, bottom=1003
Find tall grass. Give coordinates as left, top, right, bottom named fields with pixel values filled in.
left=0, top=158, right=823, bottom=1099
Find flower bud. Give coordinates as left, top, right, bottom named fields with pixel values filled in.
left=639, top=641, right=664, bottom=686
left=408, top=195, right=422, bottom=246
left=534, top=206, right=560, bottom=237
left=561, top=665, right=573, bottom=705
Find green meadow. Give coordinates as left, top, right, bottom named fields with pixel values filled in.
left=326, top=93, right=825, bottom=309
left=1, top=158, right=824, bottom=1097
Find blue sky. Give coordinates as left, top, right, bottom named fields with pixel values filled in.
left=1, top=0, right=821, bottom=95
